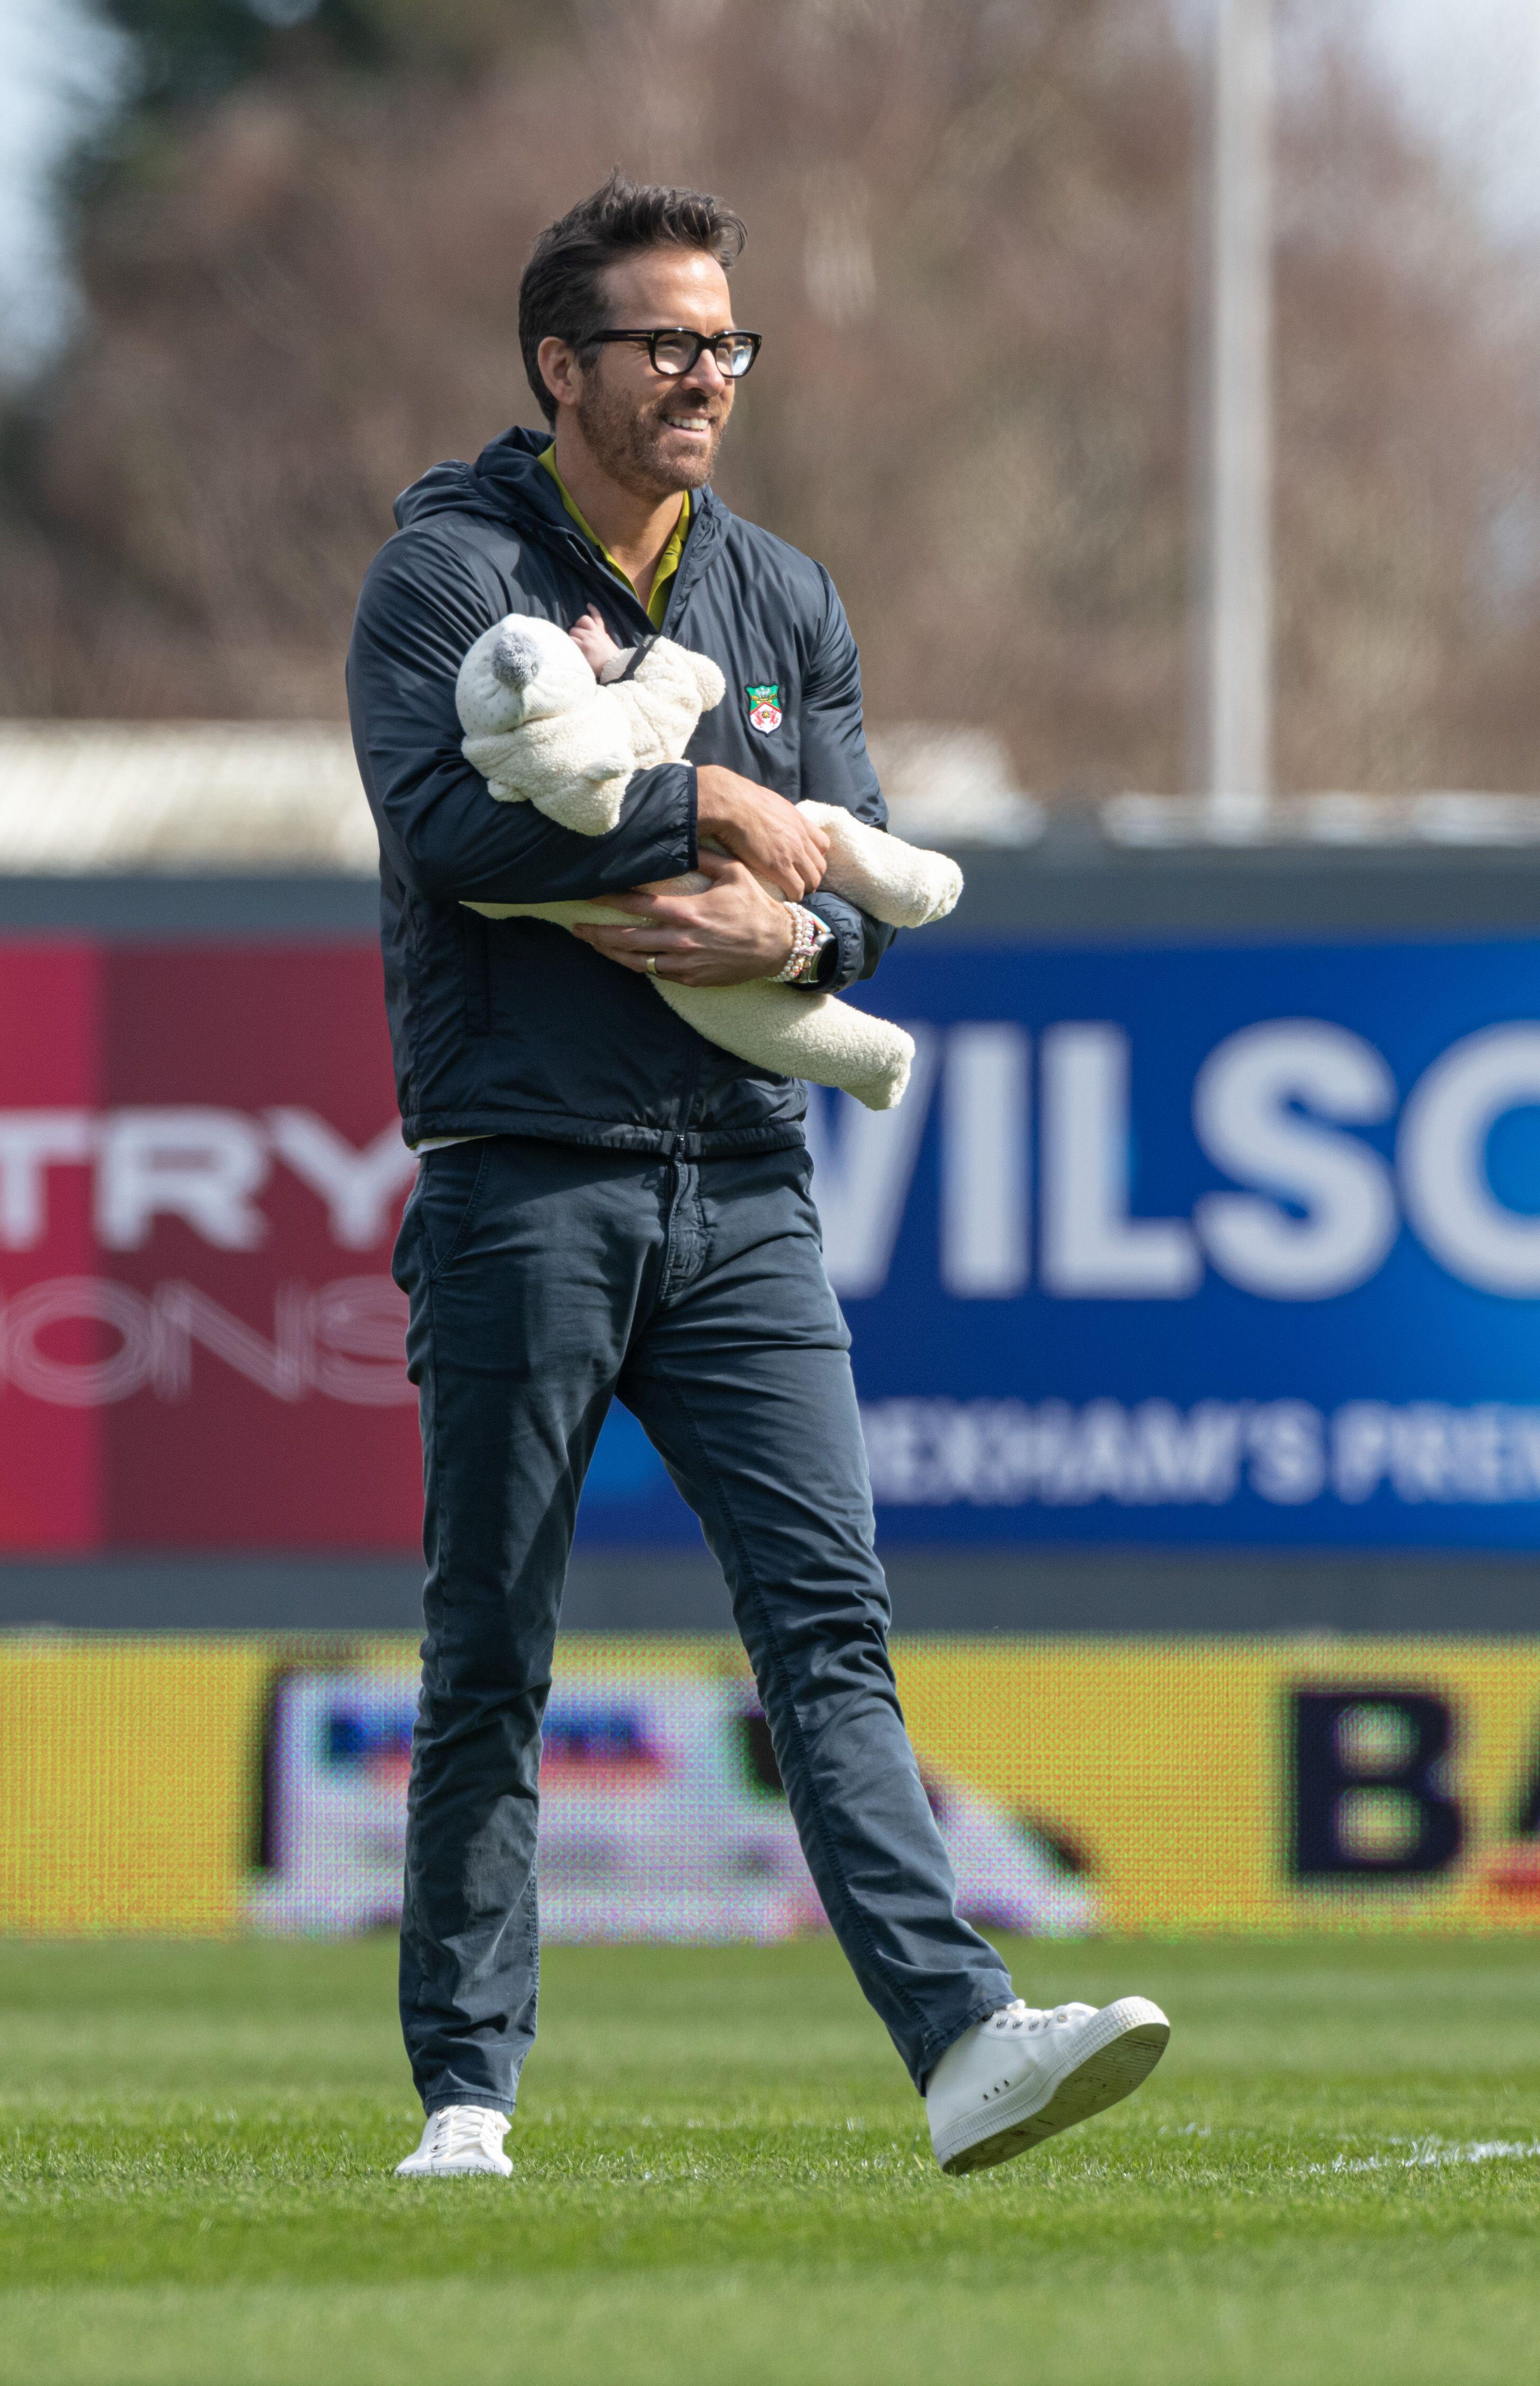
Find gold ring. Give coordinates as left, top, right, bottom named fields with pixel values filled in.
left=646, top=954, right=659, bottom=975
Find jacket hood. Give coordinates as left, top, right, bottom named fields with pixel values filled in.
left=393, top=425, right=555, bottom=533
left=392, top=425, right=727, bottom=596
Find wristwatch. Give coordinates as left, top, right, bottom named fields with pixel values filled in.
left=773, top=906, right=835, bottom=985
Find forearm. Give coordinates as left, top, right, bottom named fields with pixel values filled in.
left=802, top=890, right=897, bottom=991
left=371, top=749, right=696, bottom=907
left=791, top=571, right=893, bottom=985
left=346, top=542, right=699, bottom=907
left=349, top=632, right=696, bottom=903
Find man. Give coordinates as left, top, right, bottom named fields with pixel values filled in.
left=347, top=173, right=1170, bottom=2181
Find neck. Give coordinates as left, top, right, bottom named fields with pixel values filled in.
left=549, top=418, right=685, bottom=607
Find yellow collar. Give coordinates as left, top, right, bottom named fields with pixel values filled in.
left=540, top=444, right=690, bottom=629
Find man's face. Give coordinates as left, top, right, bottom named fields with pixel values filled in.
left=571, top=248, right=738, bottom=500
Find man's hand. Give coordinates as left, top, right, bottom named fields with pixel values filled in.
left=695, top=765, right=829, bottom=899
left=570, top=850, right=798, bottom=986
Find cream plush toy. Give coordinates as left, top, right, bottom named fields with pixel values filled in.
left=454, top=609, right=962, bottom=1110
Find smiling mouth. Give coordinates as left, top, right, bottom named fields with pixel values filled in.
left=659, top=413, right=717, bottom=436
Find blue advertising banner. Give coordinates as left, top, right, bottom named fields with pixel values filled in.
left=576, top=934, right=1540, bottom=1550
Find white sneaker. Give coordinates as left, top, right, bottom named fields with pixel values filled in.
left=395, top=2104, right=512, bottom=2177
left=927, top=1996, right=1170, bottom=2175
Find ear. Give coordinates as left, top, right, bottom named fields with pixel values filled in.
left=537, top=334, right=580, bottom=414
left=490, top=626, right=541, bottom=691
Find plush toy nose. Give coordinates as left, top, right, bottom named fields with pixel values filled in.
left=490, top=626, right=539, bottom=690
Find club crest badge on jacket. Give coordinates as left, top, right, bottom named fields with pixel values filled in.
left=746, top=682, right=783, bottom=734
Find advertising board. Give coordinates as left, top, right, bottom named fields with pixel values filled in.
left=250, top=1663, right=1092, bottom=1941
left=606, top=934, right=1540, bottom=1550
left=3, top=1634, right=1540, bottom=1937
left=0, top=941, right=420, bottom=1552
left=6, top=930, right=1540, bottom=1552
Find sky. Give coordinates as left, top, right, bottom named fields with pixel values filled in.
left=1360, top=0, right=1540, bottom=242
left=0, top=0, right=125, bottom=380
left=3, top=0, right=1540, bottom=379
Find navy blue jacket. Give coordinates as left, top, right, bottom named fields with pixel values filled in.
left=346, top=425, right=894, bottom=1154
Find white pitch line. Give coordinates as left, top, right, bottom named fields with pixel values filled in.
left=1304, top=2138, right=1540, bottom=2177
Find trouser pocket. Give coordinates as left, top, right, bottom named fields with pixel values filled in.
left=397, top=1141, right=492, bottom=1284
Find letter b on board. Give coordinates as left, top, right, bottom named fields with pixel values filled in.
left=1288, top=1690, right=1463, bottom=1881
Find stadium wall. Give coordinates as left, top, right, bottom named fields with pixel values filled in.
left=4, top=842, right=1540, bottom=1632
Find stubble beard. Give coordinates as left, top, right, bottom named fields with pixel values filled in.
left=574, top=377, right=727, bottom=501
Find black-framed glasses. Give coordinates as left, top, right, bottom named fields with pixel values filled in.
left=586, top=327, right=763, bottom=379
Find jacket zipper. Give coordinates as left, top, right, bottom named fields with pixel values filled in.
left=517, top=491, right=717, bottom=641
left=460, top=908, right=492, bottom=1036
left=520, top=492, right=716, bottom=1140
left=673, top=1034, right=703, bottom=1154
left=665, top=568, right=705, bottom=1147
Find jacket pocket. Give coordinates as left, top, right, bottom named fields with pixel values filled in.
left=460, top=909, right=492, bottom=1036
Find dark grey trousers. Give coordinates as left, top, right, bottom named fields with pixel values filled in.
left=392, top=1134, right=1012, bottom=2113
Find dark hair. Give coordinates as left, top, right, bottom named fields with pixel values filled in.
left=518, top=171, right=748, bottom=425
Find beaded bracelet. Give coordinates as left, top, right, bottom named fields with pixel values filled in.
left=771, top=905, right=824, bottom=983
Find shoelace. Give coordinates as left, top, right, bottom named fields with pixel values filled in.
left=988, top=2000, right=1080, bottom=2036
left=427, top=2106, right=507, bottom=2161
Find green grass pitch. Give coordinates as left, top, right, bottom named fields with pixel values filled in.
left=0, top=1933, right=1537, bottom=2382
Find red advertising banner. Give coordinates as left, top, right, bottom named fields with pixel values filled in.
left=0, top=943, right=422, bottom=1553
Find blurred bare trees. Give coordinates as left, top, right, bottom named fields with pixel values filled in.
left=1, top=0, right=1537, bottom=797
